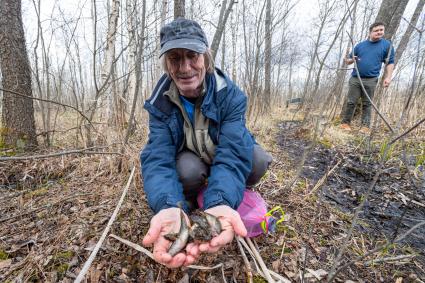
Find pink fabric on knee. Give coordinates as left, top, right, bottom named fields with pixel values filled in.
left=197, top=189, right=269, bottom=237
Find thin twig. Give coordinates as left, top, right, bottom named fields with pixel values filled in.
left=389, top=116, right=425, bottom=145
left=0, top=147, right=122, bottom=161
left=74, top=166, right=135, bottom=283
left=0, top=87, right=93, bottom=127
left=402, top=16, right=424, bottom=33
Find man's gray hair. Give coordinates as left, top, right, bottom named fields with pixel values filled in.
left=161, top=49, right=215, bottom=75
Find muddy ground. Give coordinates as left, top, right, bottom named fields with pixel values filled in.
left=0, top=119, right=424, bottom=282
left=278, top=120, right=425, bottom=256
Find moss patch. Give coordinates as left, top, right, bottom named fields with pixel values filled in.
left=0, top=249, right=9, bottom=260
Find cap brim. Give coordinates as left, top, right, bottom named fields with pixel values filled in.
left=159, top=38, right=207, bottom=58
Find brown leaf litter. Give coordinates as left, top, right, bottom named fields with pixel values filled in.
left=0, top=120, right=424, bottom=282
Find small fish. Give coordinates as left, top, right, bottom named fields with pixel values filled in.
left=202, top=211, right=222, bottom=237
left=188, top=211, right=223, bottom=243
left=167, top=210, right=190, bottom=256
left=189, top=212, right=212, bottom=243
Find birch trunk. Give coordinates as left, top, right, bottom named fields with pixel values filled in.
left=101, top=0, right=120, bottom=125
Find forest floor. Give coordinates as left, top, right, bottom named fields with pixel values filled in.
left=1, top=108, right=424, bottom=283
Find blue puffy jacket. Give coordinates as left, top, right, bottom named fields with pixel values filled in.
left=140, top=68, right=254, bottom=213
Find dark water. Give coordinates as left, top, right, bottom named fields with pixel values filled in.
left=277, top=121, right=425, bottom=261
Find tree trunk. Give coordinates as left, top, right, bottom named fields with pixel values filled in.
left=375, top=0, right=409, bottom=41
left=123, top=0, right=146, bottom=145
left=263, top=0, right=272, bottom=113
left=0, top=0, right=37, bottom=149
left=101, top=0, right=120, bottom=125
left=174, top=0, right=185, bottom=18
left=231, top=10, right=238, bottom=82
left=394, top=0, right=425, bottom=66
left=211, top=0, right=236, bottom=60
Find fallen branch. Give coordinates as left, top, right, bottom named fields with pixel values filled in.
left=236, top=237, right=253, bottom=283
left=246, top=237, right=275, bottom=283
left=74, top=167, right=135, bottom=283
left=109, top=234, right=224, bottom=271
left=364, top=254, right=416, bottom=266
left=0, top=147, right=122, bottom=161
left=304, top=159, right=342, bottom=198
left=237, top=236, right=291, bottom=283
left=237, top=236, right=262, bottom=273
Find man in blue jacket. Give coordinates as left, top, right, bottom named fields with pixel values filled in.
left=340, top=22, right=395, bottom=133
left=140, top=18, right=272, bottom=268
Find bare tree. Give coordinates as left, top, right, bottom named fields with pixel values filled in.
left=301, top=0, right=337, bottom=100
left=210, top=0, right=236, bottom=59
left=0, top=0, right=37, bottom=148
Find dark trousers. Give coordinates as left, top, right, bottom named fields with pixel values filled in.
left=341, top=76, right=378, bottom=127
left=176, top=144, right=272, bottom=202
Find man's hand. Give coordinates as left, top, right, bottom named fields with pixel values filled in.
left=344, top=56, right=358, bottom=65
left=383, top=77, right=391, bottom=87
left=197, top=205, right=247, bottom=253
left=142, top=207, right=197, bottom=268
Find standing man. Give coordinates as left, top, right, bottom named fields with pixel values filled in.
left=340, top=22, right=395, bottom=133
left=140, top=18, right=272, bottom=268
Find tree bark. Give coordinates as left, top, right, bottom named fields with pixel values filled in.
left=375, top=0, right=409, bottom=41
left=0, top=0, right=37, bottom=148
left=101, top=0, right=120, bottom=124
left=394, top=0, right=425, bottom=66
left=174, top=0, right=185, bottom=18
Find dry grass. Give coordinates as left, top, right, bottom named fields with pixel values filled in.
left=1, top=105, right=424, bottom=282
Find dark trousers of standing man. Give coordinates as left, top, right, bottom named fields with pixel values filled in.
left=341, top=76, right=378, bottom=127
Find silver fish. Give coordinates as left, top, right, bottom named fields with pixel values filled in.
left=167, top=210, right=189, bottom=256
left=202, top=211, right=222, bottom=237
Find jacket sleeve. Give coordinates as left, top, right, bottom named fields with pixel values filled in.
left=140, top=113, right=187, bottom=213
left=203, top=87, right=253, bottom=210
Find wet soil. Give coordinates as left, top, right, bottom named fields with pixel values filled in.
left=278, top=120, right=425, bottom=263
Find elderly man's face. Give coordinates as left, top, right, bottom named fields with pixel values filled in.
left=166, top=49, right=206, bottom=98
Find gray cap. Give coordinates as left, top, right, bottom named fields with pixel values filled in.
left=159, top=18, right=208, bottom=57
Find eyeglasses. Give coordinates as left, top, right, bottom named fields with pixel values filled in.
left=166, top=51, right=201, bottom=67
